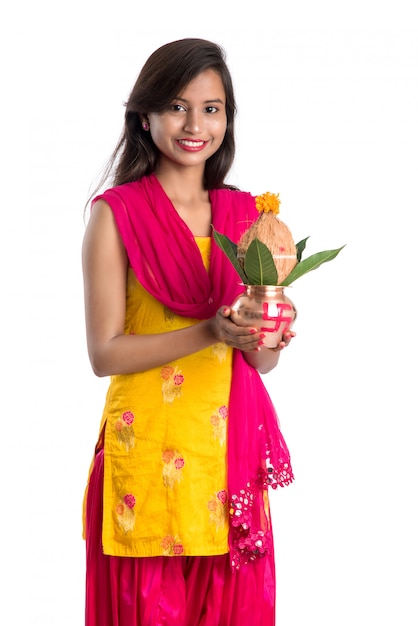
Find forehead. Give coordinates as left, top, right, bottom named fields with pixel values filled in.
left=178, top=69, right=225, bottom=100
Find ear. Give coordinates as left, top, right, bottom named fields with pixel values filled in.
left=140, top=115, right=150, bottom=132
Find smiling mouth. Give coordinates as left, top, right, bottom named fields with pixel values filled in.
left=177, top=139, right=207, bottom=148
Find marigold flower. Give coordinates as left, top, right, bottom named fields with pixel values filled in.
left=255, top=192, right=280, bottom=215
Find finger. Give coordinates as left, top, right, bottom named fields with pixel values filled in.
left=283, top=330, right=296, bottom=345
left=268, top=330, right=296, bottom=352
left=227, top=330, right=265, bottom=352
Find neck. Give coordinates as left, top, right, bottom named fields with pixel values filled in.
left=153, top=166, right=211, bottom=237
left=154, top=163, right=206, bottom=203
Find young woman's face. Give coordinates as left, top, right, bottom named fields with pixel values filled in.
left=147, top=69, right=227, bottom=172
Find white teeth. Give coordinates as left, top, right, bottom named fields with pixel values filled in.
left=179, top=140, right=205, bottom=147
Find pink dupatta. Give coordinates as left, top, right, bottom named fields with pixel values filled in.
left=93, top=174, right=294, bottom=570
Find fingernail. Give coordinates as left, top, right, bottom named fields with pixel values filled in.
left=259, top=333, right=266, bottom=339
left=250, top=328, right=257, bottom=334
left=258, top=340, right=264, bottom=346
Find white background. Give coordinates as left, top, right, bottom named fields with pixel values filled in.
left=1, top=1, right=417, bottom=624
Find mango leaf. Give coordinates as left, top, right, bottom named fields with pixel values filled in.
left=212, top=227, right=248, bottom=283
left=295, top=236, right=310, bottom=262
left=244, top=239, right=279, bottom=285
left=281, top=245, right=346, bottom=286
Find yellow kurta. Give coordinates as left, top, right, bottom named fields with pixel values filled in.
left=92, top=238, right=233, bottom=557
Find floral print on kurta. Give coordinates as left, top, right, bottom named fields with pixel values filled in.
left=160, top=365, right=184, bottom=403
left=114, top=411, right=135, bottom=451
left=162, top=449, right=185, bottom=488
left=115, top=493, right=136, bottom=533
left=211, top=342, right=228, bottom=362
left=161, top=535, right=184, bottom=556
left=211, top=405, right=228, bottom=446
left=207, top=490, right=228, bottom=530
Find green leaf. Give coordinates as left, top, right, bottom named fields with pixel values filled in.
left=212, top=227, right=248, bottom=283
left=295, top=236, right=310, bottom=262
left=281, top=245, right=346, bottom=286
left=244, top=239, right=279, bottom=285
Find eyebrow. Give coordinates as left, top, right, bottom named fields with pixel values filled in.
left=175, top=97, right=225, bottom=105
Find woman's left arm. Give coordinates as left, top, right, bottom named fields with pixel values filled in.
left=243, top=329, right=295, bottom=373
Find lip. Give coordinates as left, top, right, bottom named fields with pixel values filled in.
left=176, top=138, right=208, bottom=152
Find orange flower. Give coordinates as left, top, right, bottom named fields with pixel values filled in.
left=160, top=365, right=174, bottom=380
left=115, top=420, right=124, bottom=432
left=162, top=449, right=175, bottom=463
left=161, top=535, right=175, bottom=550
left=255, top=191, right=280, bottom=215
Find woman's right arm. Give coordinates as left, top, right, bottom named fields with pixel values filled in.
left=82, top=200, right=267, bottom=377
left=82, top=200, right=218, bottom=376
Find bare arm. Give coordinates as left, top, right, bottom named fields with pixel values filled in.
left=82, top=201, right=274, bottom=377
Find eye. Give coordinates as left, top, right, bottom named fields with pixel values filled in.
left=169, top=103, right=186, bottom=112
left=205, top=106, right=219, bottom=114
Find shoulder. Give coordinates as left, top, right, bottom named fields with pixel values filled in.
left=214, top=186, right=254, bottom=198
left=210, top=187, right=258, bottom=240
left=211, top=186, right=257, bottom=219
left=93, top=180, right=142, bottom=206
left=211, top=186, right=256, bottom=206
left=82, top=197, right=127, bottom=272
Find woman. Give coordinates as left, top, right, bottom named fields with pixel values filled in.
left=82, top=37, right=294, bottom=626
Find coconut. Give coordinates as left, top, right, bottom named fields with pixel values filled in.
left=237, top=192, right=298, bottom=285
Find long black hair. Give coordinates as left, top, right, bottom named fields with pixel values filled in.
left=89, top=38, right=237, bottom=202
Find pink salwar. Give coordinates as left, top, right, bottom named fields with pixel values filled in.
left=86, top=450, right=277, bottom=626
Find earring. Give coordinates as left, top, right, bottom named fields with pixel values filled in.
left=142, top=122, right=149, bottom=131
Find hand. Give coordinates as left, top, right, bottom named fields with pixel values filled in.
left=269, top=329, right=297, bottom=352
left=210, top=306, right=265, bottom=352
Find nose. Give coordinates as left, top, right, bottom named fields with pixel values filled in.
left=183, top=108, right=202, bottom=134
